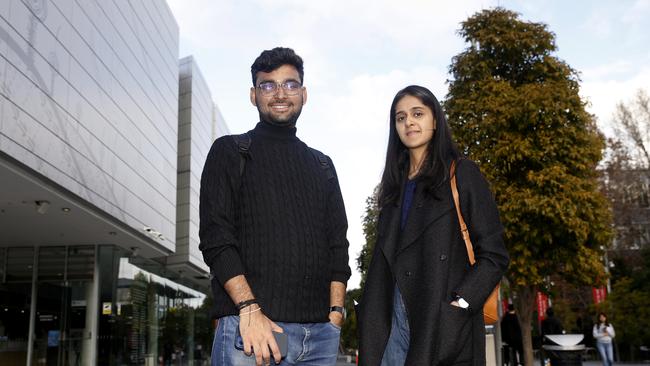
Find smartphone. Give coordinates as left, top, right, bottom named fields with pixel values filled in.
left=235, top=329, right=288, bottom=359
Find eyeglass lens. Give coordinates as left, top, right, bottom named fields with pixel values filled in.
left=258, top=81, right=302, bottom=95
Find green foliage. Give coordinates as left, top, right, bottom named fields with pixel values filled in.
left=444, top=8, right=613, bottom=288
left=340, top=288, right=362, bottom=351
left=606, top=275, right=650, bottom=349
left=356, top=186, right=380, bottom=287
left=195, top=295, right=215, bottom=352
left=347, top=186, right=379, bottom=351
left=607, top=278, right=650, bottom=344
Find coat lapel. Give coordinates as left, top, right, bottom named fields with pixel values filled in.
left=397, top=183, right=452, bottom=255
left=378, top=203, right=401, bottom=267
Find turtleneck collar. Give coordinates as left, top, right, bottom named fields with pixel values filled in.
left=252, top=121, right=299, bottom=141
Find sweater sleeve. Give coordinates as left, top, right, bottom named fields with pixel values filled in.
left=199, top=136, right=246, bottom=285
left=451, top=159, right=510, bottom=312
left=324, top=157, right=352, bottom=284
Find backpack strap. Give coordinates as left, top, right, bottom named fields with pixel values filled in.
left=232, top=133, right=251, bottom=177
left=232, top=135, right=333, bottom=182
left=310, top=148, right=335, bottom=180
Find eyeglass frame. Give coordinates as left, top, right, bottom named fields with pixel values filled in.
left=255, top=79, right=304, bottom=96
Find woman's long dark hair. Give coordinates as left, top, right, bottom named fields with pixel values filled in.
left=378, top=85, right=460, bottom=207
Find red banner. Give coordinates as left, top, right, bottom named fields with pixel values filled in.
left=592, top=286, right=607, bottom=304
left=536, top=291, right=549, bottom=325
left=502, top=299, right=510, bottom=314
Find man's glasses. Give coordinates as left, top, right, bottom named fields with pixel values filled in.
left=257, top=80, right=303, bottom=96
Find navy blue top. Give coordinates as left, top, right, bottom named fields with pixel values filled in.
left=401, top=179, right=417, bottom=230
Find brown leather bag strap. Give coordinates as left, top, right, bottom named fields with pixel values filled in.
left=450, top=160, right=476, bottom=265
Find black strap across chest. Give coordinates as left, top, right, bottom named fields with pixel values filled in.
left=232, top=132, right=334, bottom=180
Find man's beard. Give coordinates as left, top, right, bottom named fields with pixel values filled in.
left=258, top=102, right=303, bottom=127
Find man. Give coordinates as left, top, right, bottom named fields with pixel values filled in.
left=541, top=308, right=565, bottom=365
left=199, top=47, right=351, bottom=366
left=501, top=304, right=523, bottom=366
left=541, top=307, right=564, bottom=340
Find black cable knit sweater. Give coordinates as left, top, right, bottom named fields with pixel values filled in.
left=199, top=122, right=351, bottom=322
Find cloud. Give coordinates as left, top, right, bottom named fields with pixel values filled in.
left=579, top=61, right=634, bottom=80
left=580, top=8, right=614, bottom=38
left=254, top=0, right=485, bottom=41
left=581, top=65, right=650, bottom=136
left=297, top=66, right=448, bottom=288
left=622, top=0, right=650, bottom=24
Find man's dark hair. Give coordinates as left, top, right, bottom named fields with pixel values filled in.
left=251, top=47, right=304, bottom=86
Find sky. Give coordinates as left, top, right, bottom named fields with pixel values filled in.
left=166, top=0, right=650, bottom=289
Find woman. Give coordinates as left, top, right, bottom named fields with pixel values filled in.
left=358, top=85, right=509, bottom=365
left=593, top=312, right=615, bottom=366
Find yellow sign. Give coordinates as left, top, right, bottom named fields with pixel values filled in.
left=102, top=302, right=112, bottom=315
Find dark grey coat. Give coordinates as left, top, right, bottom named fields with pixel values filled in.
left=358, top=160, right=509, bottom=365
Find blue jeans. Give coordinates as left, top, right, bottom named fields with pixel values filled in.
left=211, top=315, right=341, bottom=365
left=380, top=285, right=410, bottom=366
left=597, top=341, right=614, bottom=366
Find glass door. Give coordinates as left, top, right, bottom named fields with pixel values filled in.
left=31, top=246, right=93, bottom=366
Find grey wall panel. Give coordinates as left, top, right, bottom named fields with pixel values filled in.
left=0, top=100, right=173, bottom=242
left=95, top=0, right=178, bottom=97
left=152, top=1, right=179, bottom=58
left=76, top=4, right=177, bottom=137
left=176, top=56, right=216, bottom=271
left=4, top=2, right=178, bottom=171
left=213, top=103, right=230, bottom=139
left=127, top=0, right=177, bottom=77
left=0, top=60, right=175, bottom=234
left=0, top=14, right=176, bottom=204
left=143, top=1, right=179, bottom=67
left=193, top=106, right=212, bottom=138
left=67, top=0, right=178, bottom=143
left=3, top=65, right=176, bottom=224
left=87, top=0, right=179, bottom=133
left=0, top=0, right=180, bottom=250
left=191, top=115, right=211, bottom=152
left=107, top=1, right=177, bottom=100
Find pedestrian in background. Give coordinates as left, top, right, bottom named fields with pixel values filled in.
left=501, top=304, right=523, bottom=365
left=541, top=307, right=564, bottom=342
left=593, top=312, right=615, bottom=366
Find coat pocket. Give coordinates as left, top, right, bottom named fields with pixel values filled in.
left=436, top=301, right=473, bottom=364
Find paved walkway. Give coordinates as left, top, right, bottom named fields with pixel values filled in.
left=334, top=354, right=650, bottom=365
left=335, top=360, right=650, bottom=365
left=545, top=362, right=648, bottom=366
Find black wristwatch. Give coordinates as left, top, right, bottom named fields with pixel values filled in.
left=329, top=306, right=345, bottom=317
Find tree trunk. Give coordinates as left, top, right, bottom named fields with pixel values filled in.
left=514, top=285, right=537, bottom=366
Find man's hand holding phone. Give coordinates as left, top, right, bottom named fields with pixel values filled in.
left=239, top=304, right=284, bottom=365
